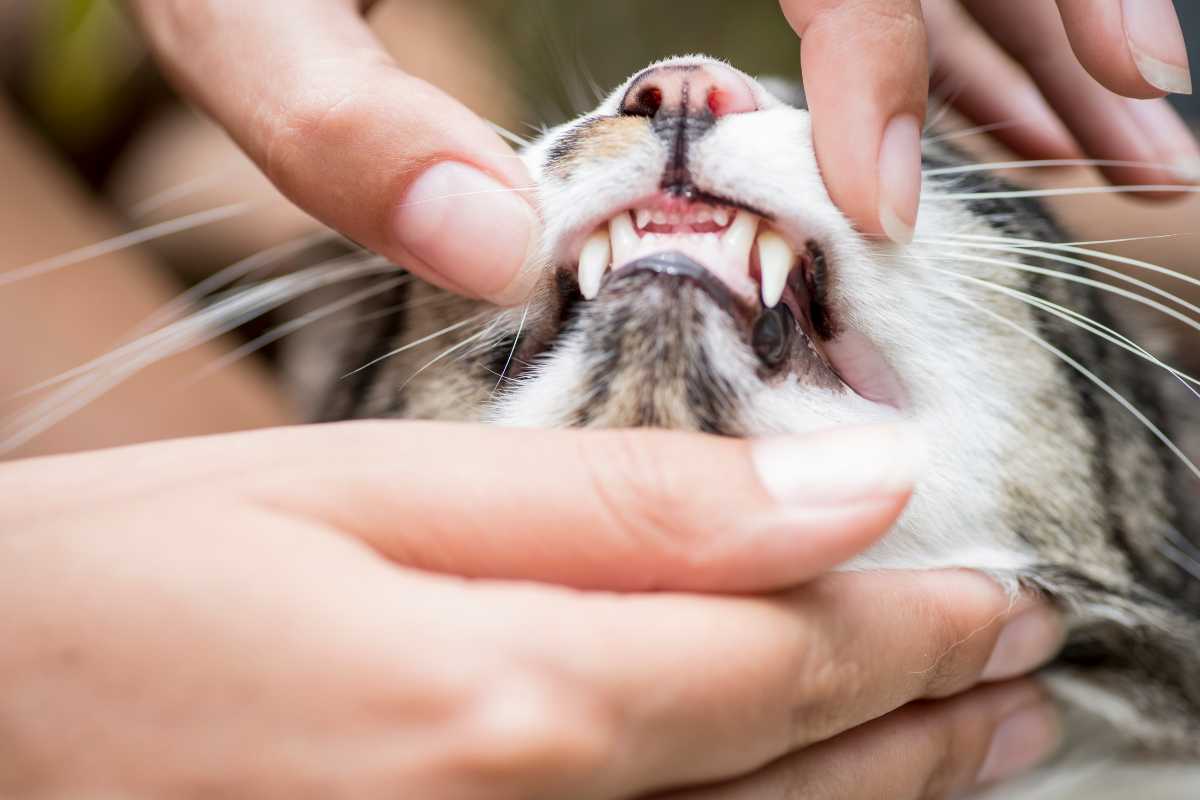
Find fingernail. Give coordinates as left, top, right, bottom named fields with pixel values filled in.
left=1123, top=98, right=1200, bottom=183
left=981, top=605, right=1064, bottom=683
left=976, top=702, right=1061, bottom=785
left=1122, top=0, right=1192, bottom=95
left=751, top=424, right=923, bottom=506
left=877, top=114, right=922, bottom=245
left=393, top=162, right=539, bottom=305
left=1174, top=156, right=1200, bottom=184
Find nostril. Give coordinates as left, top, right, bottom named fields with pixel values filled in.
left=627, top=85, right=663, bottom=118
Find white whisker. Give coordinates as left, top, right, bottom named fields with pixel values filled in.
left=0, top=202, right=255, bottom=287
left=128, top=169, right=238, bottom=218
left=919, top=264, right=1200, bottom=394
left=487, top=120, right=532, bottom=148
left=189, top=275, right=409, bottom=384
left=397, top=328, right=491, bottom=393
left=931, top=185, right=1200, bottom=201
left=1, top=259, right=392, bottom=453
left=931, top=287, right=1200, bottom=483
left=392, top=186, right=539, bottom=210
left=923, top=120, right=1023, bottom=144
left=492, top=302, right=531, bottom=396
left=341, top=312, right=490, bottom=378
left=917, top=248, right=1200, bottom=333
left=928, top=232, right=1200, bottom=292
left=924, top=159, right=1182, bottom=177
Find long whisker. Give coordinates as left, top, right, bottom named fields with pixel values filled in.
left=915, top=248, right=1200, bottom=334
left=397, top=328, right=492, bottom=393
left=129, top=169, right=240, bottom=218
left=492, top=302, right=531, bottom=396
left=0, top=202, right=256, bottom=287
left=341, top=312, right=490, bottom=378
left=928, top=232, right=1200, bottom=291
left=141, top=230, right=340, bottom=333
left=487, top=120, right=532, bottom=148
left=930, top=185, right=1200, bottom=201
left=1, top=258, right=393, bottom=453
left=190, top=274, right=410, bottom=384
left=392, top=186, right=540, bottom=211
left=923, top=120, right=1024, bottom=144
left=923, top=158, right=1182, bottom=176
left=11, top=241, right=364, bottom=399
left=917, top=263, right=1200, bottom=393
left=930, top=286, right=1200, bottom=483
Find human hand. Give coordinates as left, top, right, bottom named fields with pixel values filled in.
left=0, top=422, right=1062, bottom=798
left=125, top=0, right=541, bottom=307
left=780, top=0, right=1198, bottom=243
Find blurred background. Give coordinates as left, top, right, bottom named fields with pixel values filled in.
left=1, top=0, right=1198, bottom=457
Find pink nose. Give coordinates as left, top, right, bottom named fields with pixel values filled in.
left=620, top=62, right=758, bottom=119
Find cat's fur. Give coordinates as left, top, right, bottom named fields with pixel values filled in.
left=300, top=57, right=1200, bottom=796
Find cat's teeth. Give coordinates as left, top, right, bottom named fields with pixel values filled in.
left=578, top=228, right=611, bottom=300
left=651, top=210, right=668, bottom=225
left=610, top=211, right=639, bottom=259
left=635, top=209, right=652, bottom=230
left=695, top=208, right=713, bottom=225
left=722, top=210, right=759, bottom=270
left=757, top=230, right=793, bottom=308
left=712, top=208, right=731, bottom=227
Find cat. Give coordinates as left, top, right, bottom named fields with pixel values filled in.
left=217, top=55, right=1200, bottom=796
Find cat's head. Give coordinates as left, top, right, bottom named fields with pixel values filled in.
left=316, top=55, right=1200, bottom=755
left=335, top=55, right=1126, bottom=577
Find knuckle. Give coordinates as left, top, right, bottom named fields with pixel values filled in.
left=581, top=431, right=722, bottom=581
left=784, top=618, right=852, bottom=745
left=446, top=668, right=614, bottom=790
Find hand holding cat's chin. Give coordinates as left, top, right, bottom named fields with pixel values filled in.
left=0, top=421, right=1062, bottom=798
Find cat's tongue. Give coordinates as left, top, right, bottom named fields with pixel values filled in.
left=575, top=200, right=798, bottom=309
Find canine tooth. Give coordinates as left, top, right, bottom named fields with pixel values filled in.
left=713, top=208, right=730, bottom=227
left=757, top=230, right=793, bottom=308
left=635, top=209, right=652, bottom=229
left=578, top=229, right=611, bottom=300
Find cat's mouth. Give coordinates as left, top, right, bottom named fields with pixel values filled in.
left=560, top=194, right=839, bottom=365
left=522, top=194, right=905, bottom=410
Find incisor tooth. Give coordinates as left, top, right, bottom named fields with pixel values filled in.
left=757, top=230, right=793, bottom=308
left=713, top=208, right=731, bottom=227
left=578, top=229, right=611, bottom=300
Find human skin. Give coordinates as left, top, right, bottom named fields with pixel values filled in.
left=0, top=422, right=1063, bottom=798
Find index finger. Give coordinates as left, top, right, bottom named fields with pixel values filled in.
left=127, top=0, right=540, bottom=305
left=779, top=0, right=928, bottom=244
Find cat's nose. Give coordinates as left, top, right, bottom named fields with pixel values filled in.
left=620, top=62, right=757, bottom=119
